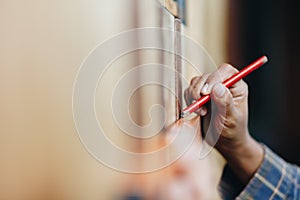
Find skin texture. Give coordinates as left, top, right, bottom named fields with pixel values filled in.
left=184, top=63, right=264, bottom=184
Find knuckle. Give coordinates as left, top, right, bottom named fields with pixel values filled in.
left=190, top=76, right=200, bottom=85
left=220, top=63, right=239, bottom=74
left=192, top=90, right=199, bottom=100
left=197, top=73, right=210, bottom=84
left=240, top=80, right=249, bottom=96
left=200, top=72, right=210, bottom=82
left=205, top=74, right=218, bottom=85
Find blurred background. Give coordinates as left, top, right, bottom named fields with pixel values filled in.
left=0, top=0, right=299, bottom=199
left=227, top=0, right=300, bottom=164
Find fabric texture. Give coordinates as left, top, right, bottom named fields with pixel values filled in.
left=219, top=145, right=300, bottom=200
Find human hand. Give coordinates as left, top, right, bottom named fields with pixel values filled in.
left=184, top=63, right=264, bottom=183
left=184, top=64, right=249, bottom=148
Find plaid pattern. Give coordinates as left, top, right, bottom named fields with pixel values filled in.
left=219, top=145, right=300, bottom=200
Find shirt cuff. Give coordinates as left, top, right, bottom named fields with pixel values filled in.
left=219, top=144, right=299, bottom=200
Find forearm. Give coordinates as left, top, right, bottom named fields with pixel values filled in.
left=216, top=133, right=264, bottom=184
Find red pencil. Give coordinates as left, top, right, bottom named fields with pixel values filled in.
left=181, top=56, right=268, bottom=118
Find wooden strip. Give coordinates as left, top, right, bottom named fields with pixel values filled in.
left=174, top=19, right=182, bottom=120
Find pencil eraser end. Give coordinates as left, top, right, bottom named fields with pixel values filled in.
left=262, top=56, right=268, bottom=63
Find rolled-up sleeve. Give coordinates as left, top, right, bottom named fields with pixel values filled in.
left=219, top=145, right=300, bottom=200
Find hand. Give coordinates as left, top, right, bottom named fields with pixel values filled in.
left=184, top=63, right=264, bottom=183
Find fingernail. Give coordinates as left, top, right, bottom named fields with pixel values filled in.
left=201, top=83, right=209, bottom=94
left=200, top=108, right=207, bottom=116
left=214, top=83, right=225, bottom=97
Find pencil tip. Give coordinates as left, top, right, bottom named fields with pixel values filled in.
left=180, top=111, right=190, bottom=118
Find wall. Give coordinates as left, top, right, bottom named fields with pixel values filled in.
left=0, top=0, right=229, bottom=199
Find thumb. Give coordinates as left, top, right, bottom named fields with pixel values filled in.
left=210, top=83, right=235, bottom=118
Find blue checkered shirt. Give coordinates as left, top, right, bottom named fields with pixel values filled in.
left=219, top=145, right=300, bottom=199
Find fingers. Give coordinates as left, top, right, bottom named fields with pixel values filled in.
left=210, top=83, right=235, bottom=118
left=189, top=74, right=209, bottom=101
left=201, top=63, right=238, bottom=95
left=200, top=63, right=248, bottom=100
left=202, top=64, right=239, bottom=119
left=184, top=63, right=247, bottom=117
left=184, top=74, right=209, bottom=116
left=230, top=79, right=249, bottom=99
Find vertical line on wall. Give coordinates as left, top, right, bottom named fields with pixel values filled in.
left=174, top=19, right=182, bottom=120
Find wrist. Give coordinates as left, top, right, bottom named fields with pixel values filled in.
left=217, top=133, right=264, bottom=183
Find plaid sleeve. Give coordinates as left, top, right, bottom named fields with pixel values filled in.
left=219, top=145, right=300, bottom=200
